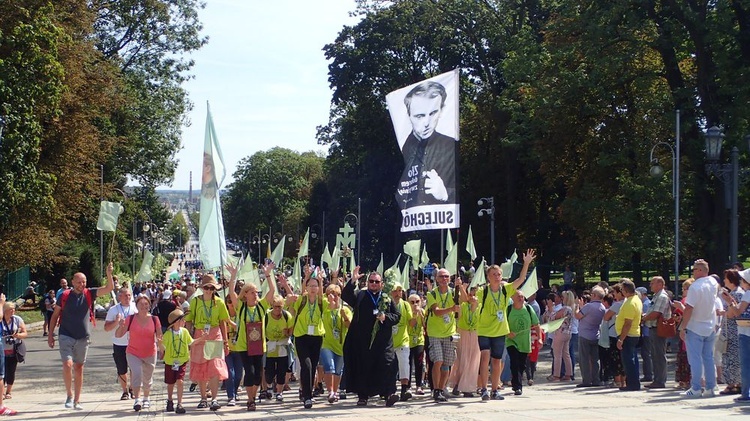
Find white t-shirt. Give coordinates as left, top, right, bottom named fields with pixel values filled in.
left=685, top=276, right=719, bottom=337
left=738, top=290, right=750, bottom=337
left=105, top=303, right=137, bottom=346
left=607, top=301, right=623, bottom=338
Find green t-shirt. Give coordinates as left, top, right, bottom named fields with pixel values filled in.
left=293, top=295, right=328, bottom=337
left=457, top=301, right=480, bottom=332
left=265, top=309, right=294, bottom=358
left=322, top=305, right=353, bottom=355
left=477, top=283, right=516, bottom=337
left=392, top=299, right=413, bottom=348
left=185, top=296, right=230, bottom=328
left=426, top=288, right=457, bottom=338
left=162, top=327, right=193, bottom=366
left=505, top=304, right=539, bottom=353
left=232, top=298, right=269, bottom=353
left=409, top=313, right=425, bottom=347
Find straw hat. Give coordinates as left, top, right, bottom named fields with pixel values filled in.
left=167, top=309, right=184, bottom=327
left=200, top=274, right=220, bottom=289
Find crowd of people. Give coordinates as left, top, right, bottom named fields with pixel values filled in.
left=11, top=252, right=747, bottom=416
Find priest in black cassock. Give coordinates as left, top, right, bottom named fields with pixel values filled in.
left=342, top=266, right=401, bottom=407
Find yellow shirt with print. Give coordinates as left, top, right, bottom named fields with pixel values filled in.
left=476, top=283, right=515, bottom=337
left=426, top=288, right=457, bottom=338
left=265, top=309, right=294, bottom=358
left=233, top=298, right=270, bottom=353
left=322, top=305, right=353, bottom=355
left=293, top=295, right=328, bottom=337
left=616, top=295, right=643, bottom=337
left=162, top=327, right=193, bottom=366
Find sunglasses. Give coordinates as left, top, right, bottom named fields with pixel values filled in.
left=409, top=300, right=419, bottom=304
left=368, top=279, right=381, bottom=284
left=202, top=286, right=216, bottom=291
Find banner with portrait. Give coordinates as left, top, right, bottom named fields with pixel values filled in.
left=386, top=69, right=460, bottom=232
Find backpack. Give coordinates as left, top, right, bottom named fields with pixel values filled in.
left=479, top=284, right=506, bottom=315
left=506, top=303, right=534, bottom=321
left=293, top=295, right=324, bottom=328
left=265, top=308, right=291, bottom=329
left=60, top=288, right=96, bottom=327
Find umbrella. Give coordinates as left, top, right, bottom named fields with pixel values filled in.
left=169, top=270, right=180, bottom=280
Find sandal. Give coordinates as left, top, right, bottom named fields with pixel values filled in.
left=247, top=400, right=256, bottom=411
left=3, top=393, right=10, bottom=400
left=120, top=391, right=129, bottom=400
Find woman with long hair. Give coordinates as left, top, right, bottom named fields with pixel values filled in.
left=719, top=269, right=744, bottom=395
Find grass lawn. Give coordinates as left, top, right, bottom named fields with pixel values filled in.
left=17, top=309, right=45, bottom=325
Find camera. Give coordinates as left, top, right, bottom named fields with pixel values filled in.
left=4, top=336, right=15, bottom=345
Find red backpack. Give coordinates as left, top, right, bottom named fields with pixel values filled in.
left=59, top=288, right=96, bottom=327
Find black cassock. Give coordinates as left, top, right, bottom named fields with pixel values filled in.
left=342, top=281, right=400, bottom=398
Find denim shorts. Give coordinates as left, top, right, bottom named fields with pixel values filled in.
left=478, top=335, right=506, bottom=360
left=319, top=348, right=344, bottom=376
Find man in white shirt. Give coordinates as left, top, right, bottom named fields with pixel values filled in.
left=679, top=259, right=719, bottom=398
left=104, top=287, right=137, bottom=400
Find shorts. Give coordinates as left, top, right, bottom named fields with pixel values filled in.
left=319, top=348, right=344, bottom=376
left=395, top=345, right=410, bottom=379
left=478, top=335, right=506, bottom=360
left=164, top=362, right=187, bottom=384
left=59, top=334, right=90, bottom=365
left=428, top=336, right=456, bottom=366
left=113, top=344, right=128, bottom=375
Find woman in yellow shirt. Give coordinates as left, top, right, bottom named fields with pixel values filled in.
left=320, top=284, right=352, bottom=403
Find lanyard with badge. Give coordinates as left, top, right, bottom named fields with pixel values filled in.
left=369, top=291, right=381, bottom=315
left=438, top=290, right=451, bottom=324
left=201, top=298, right=214, bottom=333
left=331, top=307, right=342, bottom=342
left=170, top=330, right=182, bottom=371
left=491, top=287, right=504, bottom=322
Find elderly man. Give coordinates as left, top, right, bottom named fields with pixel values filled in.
left=104, top=287, right=137, bottom=400
left=425, top=268, right=459, bottom=402
left=641, top=276, right=672, bottom=389
left=48, top=263, right=116, bottom=410
left=679, top=259, right=719, bottom=398
left=574, top=286, right=606, bottom=387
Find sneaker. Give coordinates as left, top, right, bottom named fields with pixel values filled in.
left=338, top=391, right=347, bottom=399
left=227, top=398, right=236, bottom=407
left=527, top=379, right=534, bottom=386
left=275, top=393, right=284, bottom=402
left=463, top=392, right=475, bottom=398
left=682, top=388, right=703, bottom=398
left=74, top=402, right=84, bottom=410
left=514, top=389, right=523, bottom=396
left=490, top=389, right=505, bottom=400
left=142, top=399, right=150, bottom=409
left=304, top=399, right=313, bottom=409
left=435, top=390, right=447, bottom=402
left=197, top=400, right=208, bottom=409
left=65, top=397, right=74, bottom=409
left=209, top=400, right=220, bottom=411
left=415, top=387, right=424, bottom=395
left=134, top=399, right=142, bottom=411
left=480, top=388, right=490, bottom=401
left=386, top=394, right=399, bottom=407
left=400, top=390, right=412, bottom=401
left=189, top=383, right=197, bottom=393
left=0, top=406, right=17, bottom=416
left=451, top=388, right=460, bottom=396
left=175, top=404, right=186, bottom=414
left=703, top=388, right=716, bottom=397
left=166, top=400, right=174, bottom=412
left=328, top=392, right=336, bottom=404
left=356, top=398, right=367, bottom=406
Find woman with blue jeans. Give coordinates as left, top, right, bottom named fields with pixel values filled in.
left=725, top=272, right=750, bottom=402
left=320, top=284, right=351, bottom=403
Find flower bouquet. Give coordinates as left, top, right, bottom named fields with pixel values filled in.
left=369, top=269, right=397, bottom=349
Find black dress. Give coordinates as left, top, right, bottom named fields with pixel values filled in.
left=342, top=282, right=401, bottom=398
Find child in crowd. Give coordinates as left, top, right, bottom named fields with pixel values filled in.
left=161, top=309, right=205, bottom=414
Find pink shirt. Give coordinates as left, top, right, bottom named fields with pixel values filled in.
left=126, top=315, right=161, bottom=358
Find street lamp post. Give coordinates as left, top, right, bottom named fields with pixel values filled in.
left=703, top=125, right=750, bottom=265
left=478, top=197, right=495, bottom=264
left=648, top=111, right=681, bottom=293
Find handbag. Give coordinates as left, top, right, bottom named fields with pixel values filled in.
left=245, top=321, right=264, bottom=357
left=13, top=340, right=26, bottom=363
left=656, top=315, right=677, bottom=338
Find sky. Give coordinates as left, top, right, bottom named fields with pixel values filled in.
left=154, top=0, right=361, bottom=191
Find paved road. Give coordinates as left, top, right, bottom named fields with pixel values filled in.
left=8, top=324, right=749, bottom=420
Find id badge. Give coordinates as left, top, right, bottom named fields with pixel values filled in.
left=333, top=329, right=340, bottom=340
left=496, top=311, right=504, bottom=322
left=172, top=362, right=180, bottom=371
left=203, top=323, right=211, bottom=334
left=307, top=325, right=315, bottom=335
left=443, top=314, right=451, bottom=324
left=267, top=341, right=277, bottom=352
left=373, top=309, right=379, bottom=315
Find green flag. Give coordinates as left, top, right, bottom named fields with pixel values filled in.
left=298, top=228, right=310, bottom=258
left=289, top=258, right=301, bottom=291
left=221, top=254, right=241, bottom=278
left=320, top=243, right=332, bottom=269
left=270, top=236, right=286, bottom=267
left=466, top=225, right=477, bottom=261
left=469, top=259, right=487, bottom=288
left=540, top=317, right=566, bottom=333
left=500, top=249, right=517, bottom=279
left=388, top=254, right=401, bottom=274
left=198, top=103, right=228, bottom=270
left=420, top=246, right=429, bottom=269
left=377, top=253, right=384, bottom=275
left=445, top=229, right=453, bottom=254
left=258, top=269, right=270, bottom=297
left=518, top=267, right=539, bottom=297
left=348, top=252, right=356, bottom=273
left=97, top=201, right=122, bottom=232
left=401, top=257, right=411, bottom=289
left=237, top=255, right=256, bottom=281
left=443, top=241, right=458, bottom=275
left=135, top=250, right=154, bottom=283
left=331, top=246, right=340, bottom=272
left=404, top=240, right=421, bottom=270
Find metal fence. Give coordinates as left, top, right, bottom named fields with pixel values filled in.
left=4, top=266, right=30, bottom=301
